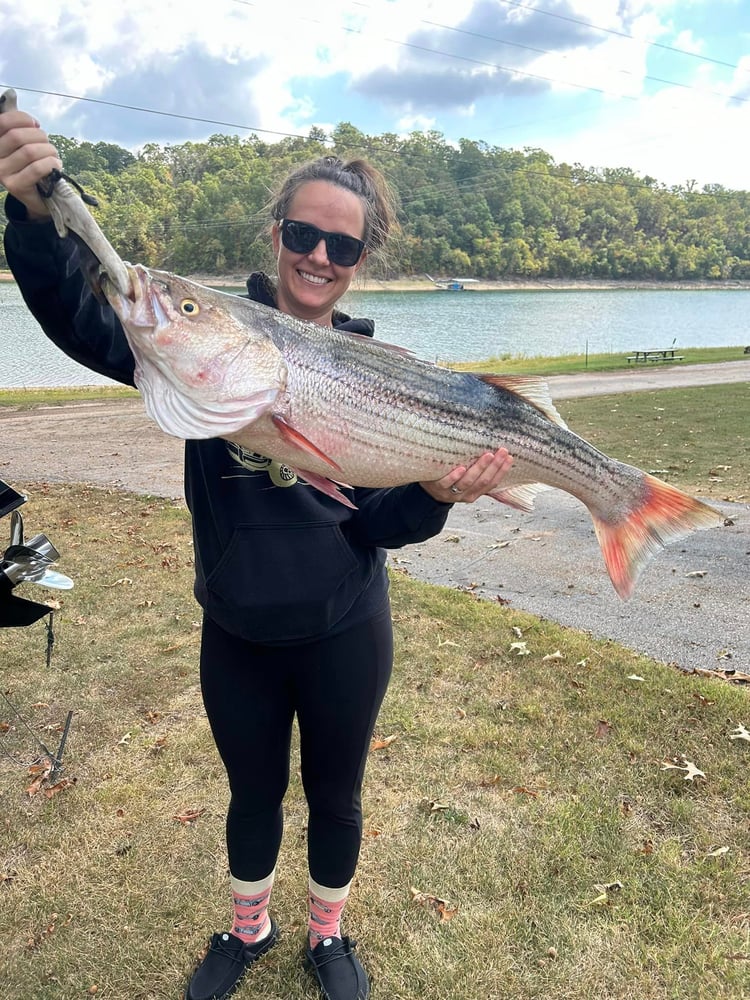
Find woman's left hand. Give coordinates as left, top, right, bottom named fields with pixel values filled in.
left=420, top=447, right=514, bottom=504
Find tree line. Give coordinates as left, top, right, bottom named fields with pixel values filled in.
left=2, top=121, right=749, bottom=281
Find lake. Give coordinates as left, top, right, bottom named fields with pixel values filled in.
left=1, top=280, right=748, bottom=388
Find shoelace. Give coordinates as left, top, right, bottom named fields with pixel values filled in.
left=209, top=936, right=244, bottom=965
left=310, top=938, right=358, bottom=969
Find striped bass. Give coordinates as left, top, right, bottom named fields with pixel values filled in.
left=101, top=263, right=722, bottom=600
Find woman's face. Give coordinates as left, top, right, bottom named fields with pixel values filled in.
left=272, top=179, right=367, bottom=325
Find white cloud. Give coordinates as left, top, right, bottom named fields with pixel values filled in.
left=0, top=0, right=746, bottom=188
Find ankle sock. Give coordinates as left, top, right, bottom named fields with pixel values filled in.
left=230, top=870, right=274, bottom=944
left=308, top=876, right=351, bottom=947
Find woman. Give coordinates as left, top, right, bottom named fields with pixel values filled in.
left=0, top=110, right=513, bottom=1000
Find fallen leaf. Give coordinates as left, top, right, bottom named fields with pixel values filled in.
left=479, top=774, right=502, bottom=787
left=174, top=808, right=206, bottom=824
left=685, top=570, right=707, bottom=578
left=43, top=777, right=75, bottom=799
left=511, top=626, right=524, bottom=638
left=26, top=759, right=52, bottom=797
left=419, top=798, right=449, bottom=813
left=693, top=693, right=715, bottom=706
left=587, top=881, right=623, bottom=906
left=370, top=734, right=398, bottom=751
left=729, top=723, right=750, bottom=743
left=690, top=666, right=750, bottom=684
left=410, top=886, right=459, bottom=922
left=542, top=650, right=563, bottom=662
left=627, top=674, right=645, bottom=682
left=705, top=846, right=730, bottom=858
left=661, top=756, right=705, bottom=781
left=509, top=641, right=530, bottom=656
left=595, top=720, right=613, bottom=740
left=512, top=786, right=539, bottom=798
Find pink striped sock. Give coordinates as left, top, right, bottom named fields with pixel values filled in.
left=308, top=878, right=351, bottom=947
left=231, top=873, right=274, bottom=943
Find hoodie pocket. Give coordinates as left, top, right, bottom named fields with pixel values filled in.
left=204, top=521, right=361, bottom=641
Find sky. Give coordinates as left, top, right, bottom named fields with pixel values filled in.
left=1, top=0, right=749, bottom=191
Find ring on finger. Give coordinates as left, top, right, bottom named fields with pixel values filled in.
left=450, top=485, right=462, bottom=495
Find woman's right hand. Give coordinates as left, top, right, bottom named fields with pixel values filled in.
left=0, top=107, right=62, bottom=220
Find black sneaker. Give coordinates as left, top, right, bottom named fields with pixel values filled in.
left=185, top=918, right=278, bottom=1000
left=305, top=936, right=370, bottom=1000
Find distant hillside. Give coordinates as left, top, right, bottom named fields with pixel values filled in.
left=2, top=122, right=749, bottom=281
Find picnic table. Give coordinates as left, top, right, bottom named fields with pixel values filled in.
left=626, top=348, right=685, bottom=363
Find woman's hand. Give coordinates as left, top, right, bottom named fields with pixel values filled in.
left=420, top=447, right=514, bottom=503
left=0, top=108, right=61, bottom=220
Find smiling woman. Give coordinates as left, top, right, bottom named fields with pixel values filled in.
left=0, top=100, right=518, bottom=1000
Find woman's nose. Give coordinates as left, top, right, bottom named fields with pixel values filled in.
left=307, top=237, right=330, bottom=264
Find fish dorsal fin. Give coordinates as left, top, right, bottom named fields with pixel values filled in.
left=476, top=374, right=568, bottom=429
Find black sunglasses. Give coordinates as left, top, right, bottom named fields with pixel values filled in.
left=279, top=219, right=366, bottom=267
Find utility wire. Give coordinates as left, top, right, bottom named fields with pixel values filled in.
left=491, top=0, right=749, bottom=73
left=229, top=2, right=750, bottom=107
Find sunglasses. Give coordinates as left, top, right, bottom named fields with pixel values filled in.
left=279, top=219, right=366, bottom=267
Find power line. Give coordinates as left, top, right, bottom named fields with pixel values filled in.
left=229, top=2, right=750, bottom=108
left=0, top=85, right=305, bottom=141
left=491, top=0, right=749, bottom=74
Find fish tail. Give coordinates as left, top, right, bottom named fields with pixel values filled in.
left=591, top=474, right=722, bottom=600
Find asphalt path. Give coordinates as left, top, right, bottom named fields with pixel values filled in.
left=1, top=361, right=748, bottom=674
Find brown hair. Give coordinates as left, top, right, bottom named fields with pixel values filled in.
left=269, top=156, right=397, bottom=255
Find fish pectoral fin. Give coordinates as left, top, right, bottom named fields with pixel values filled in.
left=290, top=468, right=358, bottom=510
left=477, top=374, right=568, bottom=429
left=271, top=415, right=343, bottom=472
left=488, top=482, right=552, bottom=512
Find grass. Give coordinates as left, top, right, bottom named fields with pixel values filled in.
left=450, top=344, right=748, bottom=375
left=0, top=371, right=749, bottom=998
left=557, top=382, right=750, bottom=501
left=1, top=476, right=749, bottom=1000
left=0, top=385, right=139, bottom=408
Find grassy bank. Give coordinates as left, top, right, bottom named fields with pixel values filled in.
left=450, top=344, right=749, bottom=375
left=0, top=483, right=748, bottom=999
left=0, top=346, right=747, bottom=409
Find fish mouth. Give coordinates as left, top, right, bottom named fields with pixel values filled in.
left=105, top=263, right=167, bottom=333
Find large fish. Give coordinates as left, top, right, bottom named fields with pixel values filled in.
left=98, top=263, right=721, bottom=600
left=0, top=86, right=720, bottom=598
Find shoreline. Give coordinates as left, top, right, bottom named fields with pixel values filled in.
left=3, top=270, right=749, bottom=293
left=199, top=275, right=750, bottom=293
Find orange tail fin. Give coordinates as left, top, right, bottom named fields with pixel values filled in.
left=592, top=474, right=723, bottom=600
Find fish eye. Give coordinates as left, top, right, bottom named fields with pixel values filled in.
left=180, top=299, right=200, bottom=316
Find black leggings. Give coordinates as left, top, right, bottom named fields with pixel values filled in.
left=199, top=606, right=393, bottom=888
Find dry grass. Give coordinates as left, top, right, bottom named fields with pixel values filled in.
left=1, top=483, right=749, bottom=1000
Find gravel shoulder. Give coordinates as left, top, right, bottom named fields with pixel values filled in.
left=2, top=362, right=748, bottom=674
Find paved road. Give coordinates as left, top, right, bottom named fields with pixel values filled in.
left=542, top=358, right=750, bottom=398
left=1, top=361, right=748, bottom=673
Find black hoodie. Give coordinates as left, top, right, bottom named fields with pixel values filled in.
left=4, top=196, right=453, bottom=644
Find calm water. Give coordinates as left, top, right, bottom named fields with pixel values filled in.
left=1, top=280, right=748, bottom=387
